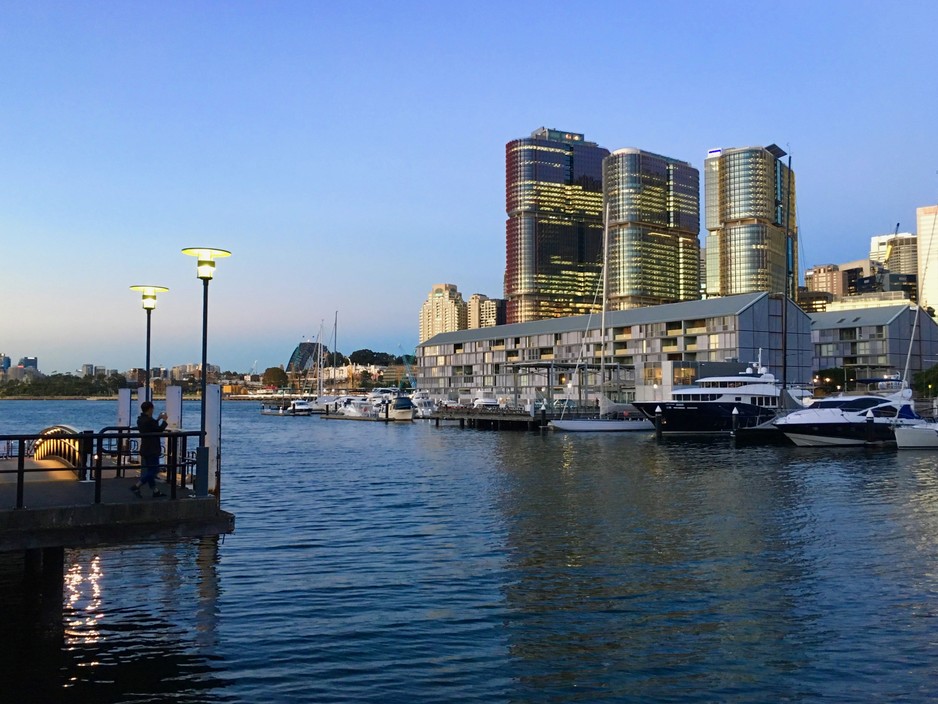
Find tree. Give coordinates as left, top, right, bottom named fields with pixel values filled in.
left=262, top=367, right=289, bottom=388
left=349, top=349, right=376, bottom=365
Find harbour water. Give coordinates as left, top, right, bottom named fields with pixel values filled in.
left=3, top=399, right=938, bottom=702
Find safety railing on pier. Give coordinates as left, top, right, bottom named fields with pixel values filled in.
left=0, top=427, right=203, bottom=509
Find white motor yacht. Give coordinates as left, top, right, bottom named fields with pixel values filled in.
left=773, top=388, right=922, bottom=446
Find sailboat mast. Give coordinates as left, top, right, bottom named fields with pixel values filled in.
left=600, top=202, right=609, bottom=394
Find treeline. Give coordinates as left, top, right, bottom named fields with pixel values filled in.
left=0, top=373, right=131, bottom=398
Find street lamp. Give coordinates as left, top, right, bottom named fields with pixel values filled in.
left=181, top=247, right=230, bottom=446
left=129, top=285, right=169, bottom=402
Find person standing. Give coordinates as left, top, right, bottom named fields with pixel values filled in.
left=131, top=400, right=168, bottom=498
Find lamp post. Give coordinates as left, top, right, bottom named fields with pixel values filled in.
left=181, top=247, right=230, bottom=446
left=129, top=285, right=169, bottom=403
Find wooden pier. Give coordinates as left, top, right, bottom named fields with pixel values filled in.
left=427, top=408, right=552, bottom=431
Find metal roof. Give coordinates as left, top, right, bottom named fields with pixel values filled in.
left=808, top=305, right=911, bottom=329
left=419, top=292, right=769, bottom=348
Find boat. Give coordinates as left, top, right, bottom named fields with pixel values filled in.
left=260, top=398, right=315, bottom=416
left=550, top=412, right=653, bottom=433
left=329, top=393, right=415, bottom=421
left=549, top=204, right=654, bottom=433
left=772, top=386, right=923, bottom=446
left=894, top=421, right=938, bottom=449
left=632, top=358, right=806, bottom=436
left=411, top=390, right=438, bottom=419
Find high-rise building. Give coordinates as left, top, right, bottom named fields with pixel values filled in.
left=603, top=148, right=700, bottom=309
left=419, top=284, right=467, bottom=343
left=505, top=127, right=609, bottom=323
left=805, top=264, right=847, bottom=298
left=467, top=294, right=506, bottom=329
left=917, top=205, right=938, bottom=310
left=704, top=145, right=797, bottom=298
left=870, top=231, right=917, bottom=276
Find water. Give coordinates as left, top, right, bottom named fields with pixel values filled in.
left=3, top=400, right=938, bottom=702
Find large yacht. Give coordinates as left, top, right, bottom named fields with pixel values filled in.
left=632, top=362, right=804, bottom=435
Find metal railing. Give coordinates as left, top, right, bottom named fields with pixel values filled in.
left=0, top=427, right=203, bottom=509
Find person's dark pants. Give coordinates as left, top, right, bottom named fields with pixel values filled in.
left=139, top=453, right=161, bottom=490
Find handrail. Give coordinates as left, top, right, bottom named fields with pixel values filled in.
left=0, top=428, right=203, bottom=509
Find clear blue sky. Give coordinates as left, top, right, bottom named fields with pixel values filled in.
left=2, top=1, right=936, bottom=374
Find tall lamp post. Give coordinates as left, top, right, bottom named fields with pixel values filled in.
left=181, top=247, right=231, bottom=446
left=129, top=285, right=169, bottom=403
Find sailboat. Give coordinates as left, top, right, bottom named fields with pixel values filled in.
left=549, top=204, right=653, bottom=433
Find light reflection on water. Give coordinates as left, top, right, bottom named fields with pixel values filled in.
left=2, top=401, right=938, bottom=701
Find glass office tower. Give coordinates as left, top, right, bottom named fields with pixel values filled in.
left=505, top=128, right=609, bottom=323
left=704, top=145, right=797, bottom=298
left=603, top=148, right=700, bottom=309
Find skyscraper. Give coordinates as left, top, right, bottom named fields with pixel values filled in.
left=870, top=231, right=917, bottom=276
left=419, top=283, right=467, bottom=343
left=505, top=127, right=609, bottom=323
left=603, top=148, right=700, bottom=309
left=704, top=145, right=797, bottom=298
left=917, top=205, right=938, bottom=310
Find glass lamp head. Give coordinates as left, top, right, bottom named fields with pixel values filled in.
left=130, top=285, right=169, bottom=310
left=182, top=247, right=231, bottom=280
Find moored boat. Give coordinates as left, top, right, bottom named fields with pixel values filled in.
left=892, top=420, right=938, bottom=449
left=260, top=398, right=315, bottom=416
left=549, top=414, right=653, bottom=433
left=773, top=388, right=922, bottom=446
left=632, top=361, right=805, bottom=436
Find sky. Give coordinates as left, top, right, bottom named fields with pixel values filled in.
left=2, top=1, right=937, bottom=375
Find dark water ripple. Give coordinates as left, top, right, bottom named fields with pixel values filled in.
left=3, top=401, right=938, bottom=701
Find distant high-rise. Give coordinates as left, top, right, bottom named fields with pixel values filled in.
left=704, top=145, right=796, bottom=298
left=467, top=294, right=506, bottom=329
left=603, top=148, right=700, bottom=309
left=917, top=205, right=938, bottom=309
left=870, top=231, right=917, bottom=276
left=419, top=284, right=467, bottom=343
left=505, top=127, right=609, bottom=323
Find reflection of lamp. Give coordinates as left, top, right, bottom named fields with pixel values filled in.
left=181, top=248, right=230, bottom=446
left=129, top=285, right=168, bottom=403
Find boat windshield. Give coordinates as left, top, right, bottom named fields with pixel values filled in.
left=811, top=397, right=883, bottom=411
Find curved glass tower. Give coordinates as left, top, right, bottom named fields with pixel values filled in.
left=704, top=145, right=796, bottom=298
left=603, top=148, right=700, bottom=309
left=505, top=128, right=609, bottom=323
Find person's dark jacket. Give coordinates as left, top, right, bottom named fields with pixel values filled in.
left=137, top=413, right=168, bottom=457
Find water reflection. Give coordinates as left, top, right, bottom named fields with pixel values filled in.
left=495, top=435, right=938, bottom=700
left=0, top=537, right=225, bottom=703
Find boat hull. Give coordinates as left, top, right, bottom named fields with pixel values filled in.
left=894, top=423, right=938, bottom=449
left=632, top=401, right=777, bottom=435
left=774, top=421, right=897, bottom=447
left=549, top=418, right=653, bottom=432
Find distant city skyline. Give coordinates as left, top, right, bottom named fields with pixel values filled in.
left=2, top=2, right=936, bottom=374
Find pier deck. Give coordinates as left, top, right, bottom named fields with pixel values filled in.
left=0, top=459, right=234, bottom=552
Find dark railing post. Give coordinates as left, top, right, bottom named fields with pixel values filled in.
left=166, top=435, right=178, bottom=499
left=16, top=440, right=26, bottom=509
left=79, top=430, right=94, bottom=481
left=94, top=451, right=103, bottom=504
